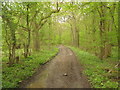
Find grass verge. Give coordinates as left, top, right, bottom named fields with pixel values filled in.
left=2, top=47, right=58, bottom=88
left=69, top=46, right=118, bottom=88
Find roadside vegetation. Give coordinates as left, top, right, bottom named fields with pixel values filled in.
left=2, top=47, right=58, bottom=88
left=70, top=46, right=118, bottom=88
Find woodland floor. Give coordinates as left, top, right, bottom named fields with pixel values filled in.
left=20, top=45, right=91, bottom=88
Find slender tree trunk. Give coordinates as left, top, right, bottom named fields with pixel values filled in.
left=3, top=21, right=15, bottom=66
left=59, top=30, right=61, bottom=44
left=70, top=23, right=74, bottom=45
left=72, top=14, right=79, bottom=47
left=7, top=21, right=16, bottom=66
left=103, top=22, right=112, bottom=58
left=118, top=2, right=120, bottom=60
left=34, top=29, right=40, bottom=51
left=73, top=27, right=76, bottom=47
left=9, top=27, right=16, bottom=66
left=98, top=3, right=106, bottom=60
left=76, top=27, right=79, bottom=48
left=99, top=17, right=105, bottom=60
left=48, top=21, right=51, bottom=49
left=24, top=4, right=30, bottom=57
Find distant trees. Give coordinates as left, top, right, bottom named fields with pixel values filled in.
left=69, top=12, right=79, bottom=47
left=75, top=2, right=118, bottom=60
left=65, top=3, right=80, bottom=47
left=97, top=2, right=117, bottom=59
left=60, top=2, right=118, bottom=60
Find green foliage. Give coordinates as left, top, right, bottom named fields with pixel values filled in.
left=69, top=46, right=118, bottom=88
left=2, top=47, right=58, bottom=88
left=1, top=2, right=118, bottom=88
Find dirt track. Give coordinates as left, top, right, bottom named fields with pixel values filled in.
left=21, top=45, right=90, bottom=88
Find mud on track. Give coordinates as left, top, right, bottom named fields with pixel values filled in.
left=20, top=45, right=91, bottom=88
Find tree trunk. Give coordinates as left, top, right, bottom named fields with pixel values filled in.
left=104, top=44, right=112, bottom=58
left=70, top=23, right=74, bottom=46
left=72, top=14, right=79, bottom=47
left=34, top=30, right=40, bottom=51
left=98, top=3, right=106, bottom=60
left=118, top=2, right=120, bottom=60
left=99, top=20, right=105, bottom=60
left=24, top=4, right=30, bottom=58
left=9, top=27, right=16, bottom=66
left=76, top=27, right=79, bottom=48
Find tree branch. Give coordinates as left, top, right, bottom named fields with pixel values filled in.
left=38, top=2, right=61, bottom=28
left=37, top=19, right=47, bottom=30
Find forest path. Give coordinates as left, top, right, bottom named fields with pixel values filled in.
left=21, top=45, right=90, bottom=88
